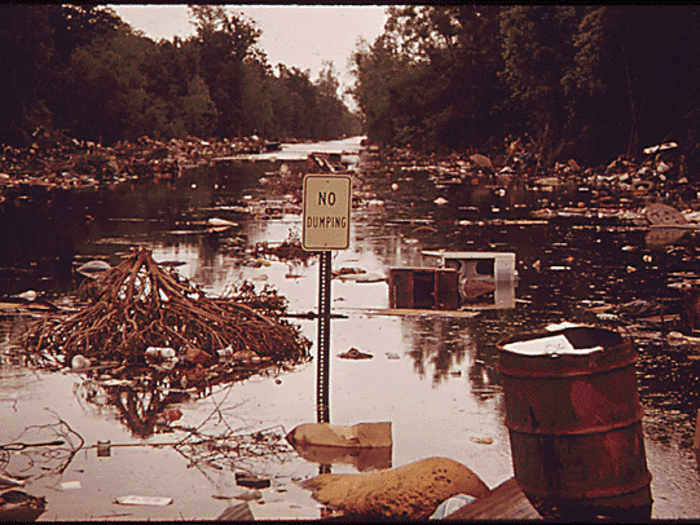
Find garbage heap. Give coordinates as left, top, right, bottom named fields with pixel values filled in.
left=0, top=132, right=268, bottom=195
left=20, top=247, right=312, bottom=390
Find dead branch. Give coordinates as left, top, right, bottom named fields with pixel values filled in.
left=19, top=247, right=312, bottom=398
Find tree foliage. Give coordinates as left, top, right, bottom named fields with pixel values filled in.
left=0, top=4, right=359, bottom=147
left=352, top=5, right=700, bottom=167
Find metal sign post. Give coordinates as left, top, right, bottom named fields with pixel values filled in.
left=316, top=250, right=332, bottom=423
left=302, top=174, right=351, bottom=424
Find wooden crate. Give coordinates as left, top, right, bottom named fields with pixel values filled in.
left=389, top=267, right=459, bottom=310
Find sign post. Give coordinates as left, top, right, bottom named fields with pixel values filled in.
left=302, top=174, right=351, bottom=424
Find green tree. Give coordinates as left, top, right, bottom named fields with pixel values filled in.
left=0, top=5, right=55, bottom=146
left=140, top=37, right=217, bottom=138
left=63, top=28, right=156, bottom=144
left=352, top=6, right=504, bottom=151
left=47, top=5, right=124, bottom=65
left=498, top=5, right=580, bottom=161
left=240, top=51, right=277, bottom=138
left=564, top=6, right=700, bottom=164
left=188, top=5, right=262, bottom=137
left=351, top=34, right=420, bottom=146
left=182, top=75, right=219, bottom=138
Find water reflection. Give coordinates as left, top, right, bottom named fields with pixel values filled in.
left=291, top=445, right=391, bottom=473
left=405, top=317, right=471, bottom=386
left=0, top=160, right=262, bottom=296
left=0, top=412, right=84, bottom=490
left=74, top=377, right=190, bottom=438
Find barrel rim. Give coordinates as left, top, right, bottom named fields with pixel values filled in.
left=497, top=326, right=637, bottom=379
left=497, top=325, right=626, bottom=355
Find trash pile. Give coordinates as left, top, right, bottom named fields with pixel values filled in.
left=0, top=132, right=273, bottom=198
left=360, top=140, right=699, bottom=218
left=19, top=247, right=312, bottom=392
left=252, top=240, right=314, bottom=265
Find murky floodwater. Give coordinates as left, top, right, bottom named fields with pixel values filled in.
left=2, top=136, right=700, bottom=520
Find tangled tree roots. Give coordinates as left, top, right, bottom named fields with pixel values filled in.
left=21, top=247, right=311, bottom=373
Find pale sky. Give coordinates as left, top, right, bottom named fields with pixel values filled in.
left=111, top=5, right=389, bottom=94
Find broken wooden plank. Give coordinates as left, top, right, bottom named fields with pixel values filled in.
left=359, top=308, right=481, bottom=318
left=445, top=478, right=541, bottom=520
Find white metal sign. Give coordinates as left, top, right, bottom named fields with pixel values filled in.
left=302, top=174, right=351, bottom=251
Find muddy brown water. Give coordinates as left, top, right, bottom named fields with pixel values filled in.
left=1, top=137, right=700, bottom=520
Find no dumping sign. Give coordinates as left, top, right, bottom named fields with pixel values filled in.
left=302, top=174, right=351, bottom=251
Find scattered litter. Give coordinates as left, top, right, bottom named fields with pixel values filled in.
left=207, top=217, right=238, bottom=228
left=145, top=347, right=176, bottom=359
left=70, top=355, right=91, bottom=370
left=233, top=490, right=262, bottom=501
left=96, top=440, right=111, bottom=457
left=667, top=332, right=700, bottom=346
left=76, top=260, right=112, bottom=279
left=0, top=490, right=46, bottom=522
left=235, top=473, right=271, bottom=489
left=430, top=494, right=476, bottom=519
left=615, top=299, right=665, bottom=319
left=338, top=347, right=373, bottom=360
left=469, top=153, right=493, bottom=170
left=545, top=322, right=582, bottom=331
left=61, top=481, right=82, bottom=490
left=13, top=290, right=37, bottom=302
left=114, top=495, right=173, bottom=506
left=469, top=436, right=494, bottom=445
left=643, top=142, right=677, bottom=155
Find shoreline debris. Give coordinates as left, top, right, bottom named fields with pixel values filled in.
left=16, top=247, right=312, bottom=436
left=337, top=347, right=373, bottom=360
left=21, top=247, right=310, bottom=372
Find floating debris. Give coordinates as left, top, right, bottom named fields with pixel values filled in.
left=114, top=495, right=173, bottom=506
left=301, top=457, right=489, bottom=520
left=0, top=490, right=46, bottom=522
left=17, top=247, right=312, bottom=436
left=76, top=260, right=112, bottom=279
left=338, top=347, right=373, bottom=360
left=286, top=422, right=392, bottom=449
left=235, top=473, right=271, bottom=489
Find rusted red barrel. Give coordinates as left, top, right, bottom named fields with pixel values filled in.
left=497, top=326, right=652, bottom=520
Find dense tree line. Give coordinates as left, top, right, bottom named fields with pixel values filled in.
left=0, top=4, right=360, bottom=148
left=351, top=5, right=700, bottom=168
